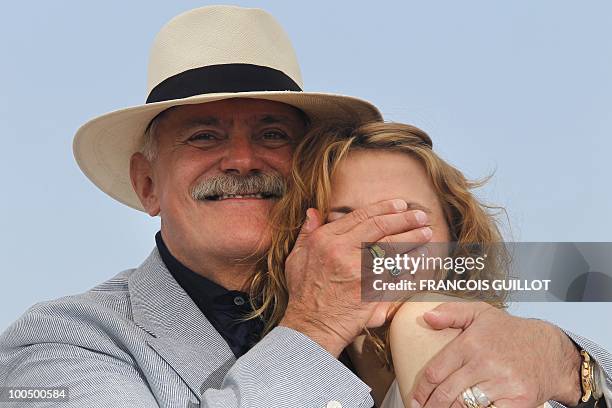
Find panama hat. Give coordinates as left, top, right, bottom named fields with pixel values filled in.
left=72, top=5, right=382, bottom=211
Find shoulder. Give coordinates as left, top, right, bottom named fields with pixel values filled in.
left=31, top=267, right=134, bottom=319
left=0, top=268, right=139, bottom=353
left=0, top=268, right=166, bottom=401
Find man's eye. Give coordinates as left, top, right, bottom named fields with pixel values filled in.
left=258, top=130, right=293, bottom=147
left=185, top=132, right=223, bottom=148
left=188, top=132, right=218, bottom=141
left=262, top=130, right=289, bottom=140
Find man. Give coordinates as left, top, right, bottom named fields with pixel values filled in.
left=0, top=5, right=610, bottom=408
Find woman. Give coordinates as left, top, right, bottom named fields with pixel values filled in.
left=246, top=122, right=540, bottom=407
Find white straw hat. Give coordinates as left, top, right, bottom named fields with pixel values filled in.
left=73, top=5, right=382, bottom=211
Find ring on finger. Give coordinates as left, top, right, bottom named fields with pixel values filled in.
left=471, top=385, right=492, bottom=407
left=367, top=244, right=386, bottom=259
left=461, top=388, right=480, bottom=408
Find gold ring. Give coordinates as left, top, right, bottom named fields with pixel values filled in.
left=367, top=244, right=386, bottom=259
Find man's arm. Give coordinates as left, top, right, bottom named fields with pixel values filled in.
left=202, top=326, right=373, bottom=408
left=1, top=334, right=373, bottom=408
left=0, top=302, right=373, bottom=408
left=1, top=199, right=429, bottom=408
left=548, top=329, right=612, bottom=408
left=1, top=329, right=373, bottom=408
left=409, top=302, right=584, bottom=408
left=0, top=342, right=160, bottom=408
left=0, top=301, right=160, bottom=408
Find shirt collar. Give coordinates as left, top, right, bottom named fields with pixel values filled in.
left=154, top=231, right=251, bottom=310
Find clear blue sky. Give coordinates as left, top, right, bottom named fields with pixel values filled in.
left=1, top=1, right=611, bottom=349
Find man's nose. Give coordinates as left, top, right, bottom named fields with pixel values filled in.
left=219, top=133, right=263, bottom=175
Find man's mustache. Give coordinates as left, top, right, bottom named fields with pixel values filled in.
left=191, top=173, right=287, bottom=201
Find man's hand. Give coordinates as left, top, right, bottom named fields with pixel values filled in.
left=410, top=302, right=582, bottom=408
left=279, top=199, right=432, bottom=357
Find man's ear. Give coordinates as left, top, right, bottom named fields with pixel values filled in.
left=130, top=152, right=161, bottom=216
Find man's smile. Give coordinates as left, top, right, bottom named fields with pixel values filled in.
left=202, top=192, right=280, bottom=201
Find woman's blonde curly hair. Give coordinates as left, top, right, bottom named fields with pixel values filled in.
left=245, top=121, right=509, bottom=370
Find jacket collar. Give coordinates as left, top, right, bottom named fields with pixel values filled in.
left=128, top=248, right=236, bottom=401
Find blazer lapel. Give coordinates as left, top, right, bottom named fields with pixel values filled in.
left=129, top=248, right=236, bottom=401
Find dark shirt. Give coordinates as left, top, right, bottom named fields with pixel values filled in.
left=155, top=231, right=359, bottom=377
left=155, top=231, right=264, bottom=358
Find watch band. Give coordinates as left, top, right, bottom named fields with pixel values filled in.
left=580, top=349, right=599, bottom=403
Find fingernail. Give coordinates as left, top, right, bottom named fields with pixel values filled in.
left=422, top=226, right=432, bottom=239
left=304, top=209, right=312, bottom=226
left=411, top=399, right=421, bottom=408
left=393, top=199, right=408, bottom=212
left=414, top=210, right=427, bottom=225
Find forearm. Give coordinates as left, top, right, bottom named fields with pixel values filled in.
left=548, top=328, right=612, bottom=408
left=208, top=326, right=374, bottom=408
left=540, top=321, right=582, bottom=406
left=279, top=312, right=349, bottom=358
left=389, top=299, right=462, bottom=406
left=1, top=328, right=374, bottom=408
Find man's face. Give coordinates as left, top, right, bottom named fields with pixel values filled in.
left=133, top=98, right=307, bottom=265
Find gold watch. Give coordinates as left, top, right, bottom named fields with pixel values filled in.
left=580, top=349, right=600, bottom=404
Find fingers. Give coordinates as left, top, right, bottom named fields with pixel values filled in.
left=320, top=198, right=432, bottom=250
left=422, top=302, right=491, bottom=330
left=347, top=209, right=430, bottom=244
left=421, top=364, right=482, bottom=408
left=303, top=208, right=321, bottom=234
left=293, top=208, right=323, bottom=250
left=328, top=199, right=408, bottom=234
left=468, top=382, right=506, bottom=408
left=365, top=302, right=395, bottom=328
left=456, top=382, right=517, bottom=408
left=374, top=230, right=432, bottom=269
left=411, top=337, right=466, bottom=408
left=376, top=227, right=433, bottom=247
left=414, top=362, right=510, bottom=408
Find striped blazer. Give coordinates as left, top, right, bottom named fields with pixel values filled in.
left=0, top=249, right=371, bottom=407
left=1, top=248, right=611, bottom=407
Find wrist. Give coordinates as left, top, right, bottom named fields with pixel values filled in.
left=279, top=314, right=348, bottom=358
left=548, top=324, right=582, bottom=406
